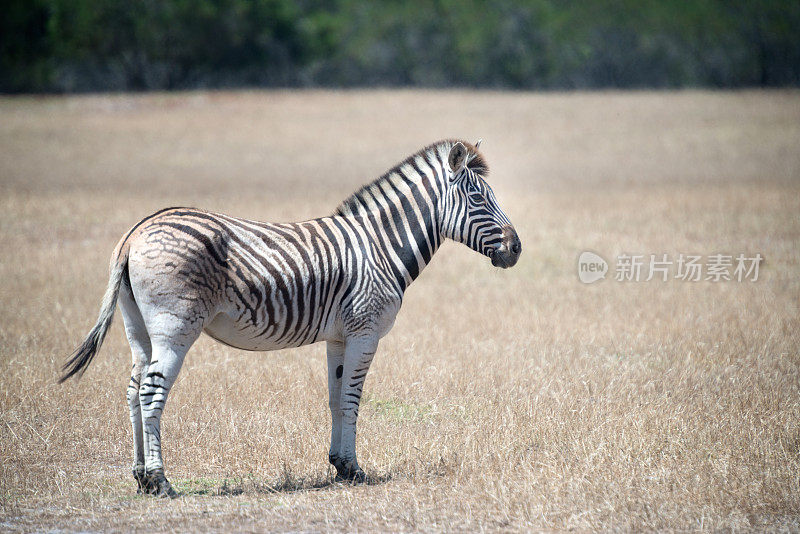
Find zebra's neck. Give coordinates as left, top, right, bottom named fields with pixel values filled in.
left=333, top=142, right=455, bottom=291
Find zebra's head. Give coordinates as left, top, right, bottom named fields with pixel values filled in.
left=441, top=141, right=521, bottom=269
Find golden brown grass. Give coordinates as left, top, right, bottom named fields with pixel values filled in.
left=0, top=90, right=798, bottom=532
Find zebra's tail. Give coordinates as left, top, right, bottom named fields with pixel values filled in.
left=59, top=245, right=129, bottom=383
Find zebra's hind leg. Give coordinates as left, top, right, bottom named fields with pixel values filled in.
left=118, top=285, right=151, bottom=494
left=138, top=317, right=202, bottom=499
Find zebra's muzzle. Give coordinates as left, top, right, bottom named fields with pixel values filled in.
left=489, top=226, right=521, bottom=269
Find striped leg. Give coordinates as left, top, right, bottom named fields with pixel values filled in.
left=326, top=340, right=345, bottom=471
left=118, top=287, right=151, bottom=493
left=138, top=324, right=200, bottom=498
left=333, top=334, right=379, bottom=482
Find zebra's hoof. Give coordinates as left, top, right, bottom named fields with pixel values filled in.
left=335, top=467, right=367, bottom=484
left=144, top=469, right=179, bottom=499
left=133, top=466, right=147, bottom=494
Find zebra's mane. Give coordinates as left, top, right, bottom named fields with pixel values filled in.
left=334, top=139, right=488, bottom=217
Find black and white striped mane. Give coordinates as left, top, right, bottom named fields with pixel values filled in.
left=334, top=139, right=488, bottom=217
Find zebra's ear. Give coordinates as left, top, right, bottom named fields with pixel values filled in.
left=448, top=142, right=468, bottom=174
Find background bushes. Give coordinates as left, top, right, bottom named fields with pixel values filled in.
left=2, top=0, right=799, bottom=93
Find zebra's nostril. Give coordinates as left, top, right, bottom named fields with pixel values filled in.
left=511, top=242, right=521, bottom=255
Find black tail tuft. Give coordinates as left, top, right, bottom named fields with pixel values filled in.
left=59, top=325, right=105, bottom=383
left=59, top=251, right=128, bottom=383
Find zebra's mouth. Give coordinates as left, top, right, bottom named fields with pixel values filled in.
left=489, top=248, right=512, bottom=269
left=488, top=227, right=521, bottom=269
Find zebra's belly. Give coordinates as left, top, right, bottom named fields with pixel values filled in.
left=203, top=312, right=326, bottom=351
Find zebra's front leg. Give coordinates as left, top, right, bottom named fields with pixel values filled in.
left=326, top=340, right=345, bottom=472
left=334, top=334, right=379, bottom=482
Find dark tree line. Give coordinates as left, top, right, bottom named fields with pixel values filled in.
left=2, top=0, right=799, bottom=93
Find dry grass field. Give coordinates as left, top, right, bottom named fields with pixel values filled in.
left=0, top=90, right=799, bottom=532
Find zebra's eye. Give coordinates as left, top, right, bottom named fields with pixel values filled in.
left=469, top=192, right=485, bottom=205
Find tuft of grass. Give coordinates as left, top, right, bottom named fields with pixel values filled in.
left=363, top=395, right=433, bottom=422
left=176, top=477, right=222, bottom=496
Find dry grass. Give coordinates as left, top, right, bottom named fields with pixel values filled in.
left=0, top=90, right=799, bottom=532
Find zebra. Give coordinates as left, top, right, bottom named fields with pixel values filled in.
left=60, top=139, right=521, bottom=497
